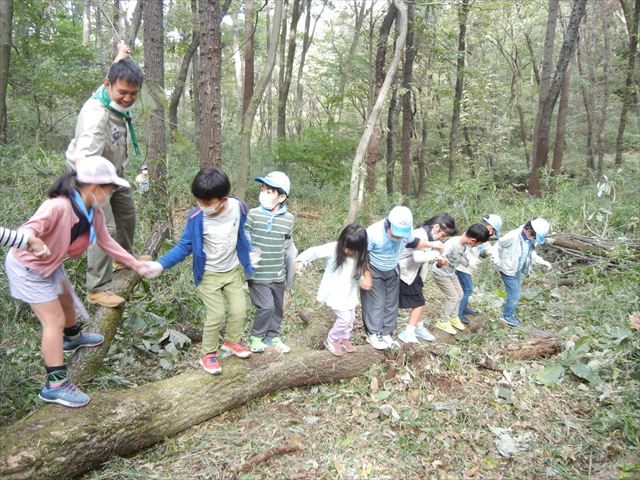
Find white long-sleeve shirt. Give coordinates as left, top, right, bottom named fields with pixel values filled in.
left=296, top=242, right=360, bottom=311
left=0, top=227, right=30, bottom=250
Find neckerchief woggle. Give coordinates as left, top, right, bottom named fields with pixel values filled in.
left=259, top=204, right=287, bottom=232
left=70, top=190, right=96, bottom=244
left=91, top=85, right=141, bottom=157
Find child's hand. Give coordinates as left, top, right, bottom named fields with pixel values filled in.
left=249, top=248, right=262, bottom=268
left=27, top=235, right=51, bottom=258
left=113, top=40, right=131, bottom=63
left=294, top=261, right=304, bottom=274
left=432, top=242, right=445, bottom=253
left=436, top=257, right=449, bottom=268
left=360, top=270, right=373, bottom=290
left=137, top=261, right=164, bottom=279
left=469, top=257, right=481, bottom=268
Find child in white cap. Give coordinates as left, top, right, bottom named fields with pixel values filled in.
left=4, top=156, right=152, bottom=408
left=493, top=217, right=552, bottom=327
left=245, top=171, right=297, bottom=354
left=360, top=206, right=434, bottom=350
left=454, top=214, right=502, bottom=324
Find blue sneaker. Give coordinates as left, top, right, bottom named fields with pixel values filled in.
left=63, top=332, right=105, bottom=353
left=499, top=316, right=522, bottom=328
left=459, top=315, right=471, bottom=325
left=464, top=308, right=479, bottom=316
left=38, top=380, right=90, bottom=408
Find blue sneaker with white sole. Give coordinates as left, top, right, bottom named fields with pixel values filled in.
left=63, top=332, right=105, bottom=353
left=499, top=316, right=522, bottom=328
left=39, top=380, right=90, bottom=408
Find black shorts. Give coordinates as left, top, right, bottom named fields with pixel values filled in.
left=399, top=275, right=425, bottom=309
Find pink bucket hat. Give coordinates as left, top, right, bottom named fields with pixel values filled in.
left=75, top=156, right=131, bottom=188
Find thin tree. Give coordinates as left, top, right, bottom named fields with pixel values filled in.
left=400, top=2, right=415, bottom=197
left=447, top=0, right=469, bottom=184
left=243, top=0, right=255, bottom=115
left=143, top=0, right=168, bottom=219
left=0, top=0, right=12, bottom=144
left=125, top=0, right=143, bottom=50
left=197, top=0, right=223, bottom=167
left=552, top=62, right=571, bottom=173
left=237, top=0, right=284, bottom=199
left=365, top=4, right=397, bottom=194
left=528, top=0, right=588, bottom=197
left=614, top=0, right=640, bottom=165
left=347, top=0, right=408, bottom=224
left=277, top=0, right=301, bottom=139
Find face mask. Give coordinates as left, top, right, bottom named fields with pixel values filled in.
left=259, top=191, right=281, bottom=210
left=92, top=186, right=110, bottom=208
left=199, top=198, right=225, bottom=216
left=108, top=100, right=132, bottom=114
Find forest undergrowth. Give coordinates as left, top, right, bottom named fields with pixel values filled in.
left=0, top=149, right=638, bottom=479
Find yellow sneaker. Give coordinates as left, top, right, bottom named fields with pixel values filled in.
left=435, top=320, right=457, bottom=335
left=449, top=316, right=466, bottom=331
left=87, top=290, right=125, bottom=307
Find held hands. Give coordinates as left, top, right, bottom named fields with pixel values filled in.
left=431, top=241, right=446, bottom=254
left=133, top=260, right=164, bottom=279
left=436, top=257, right=449, bottom=268
left=469, top=257, right=481, bottom=269
left=27, top=235, right=51, bottom=258
left=359, top=270, right=373, bottom=291
left=294, top=261, right=304, bottom=274
left=249, top=248, right=262, bottom=269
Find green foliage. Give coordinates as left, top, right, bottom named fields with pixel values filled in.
left=275, top=127, right=356, bottom=188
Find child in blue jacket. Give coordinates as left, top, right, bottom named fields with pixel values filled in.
left=145, top=168, right=256, bottom=375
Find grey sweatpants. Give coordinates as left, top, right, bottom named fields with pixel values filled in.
left=86, top=183, right=136, bottom=292
left=248, top=281, right=285, bottom=340
left=360, top=266, right=400, bottom=335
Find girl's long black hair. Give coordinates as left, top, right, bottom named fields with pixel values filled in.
left=48, top=171, right=87, bottom=198
left=422, top=213, right=457, bottom=236
left=335, top=223, right=368, bottom=279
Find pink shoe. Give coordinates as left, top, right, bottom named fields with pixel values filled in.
left=221, top=341, right=252, bottom=358
left=323, top=338, right=345, bottom=357
left=199, top=353, right=222, bottom=375
left=339, top=339, right=356, bottom=353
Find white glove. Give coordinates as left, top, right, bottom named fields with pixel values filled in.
left=249, top=248, right=262, bottom=268
left=469, top=257, right=481, bottom=269
left=140, top=261, right=164, bottom=279
left=540, top=260, right=552, bottom=271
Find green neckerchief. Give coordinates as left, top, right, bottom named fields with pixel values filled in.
left=91, top=85, right=141, bottom=157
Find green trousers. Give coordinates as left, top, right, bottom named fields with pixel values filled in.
left=197, top=266, right=247, bottom=355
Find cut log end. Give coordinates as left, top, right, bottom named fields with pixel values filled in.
left=506, top=337, right=562, bottom=360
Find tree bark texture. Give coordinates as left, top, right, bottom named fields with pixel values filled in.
left=400, top=2, right=415, bottom=198
left=82, top=0, right=90, bottom=45
left=237, top=0, right=284, bottom=200
left=386, top=77, right=399, bottom=196
left=347, top=0, right=407, bottom=224
left=242, top=0, right=255, bottom=116
left=596, top=16, right=612, bottom=176
left=143, top=0, right=168, bottom=214
left=614, top=0, right=640, bottom=165
left=0, top=0, right=13, bottom=144
left=447, top=0, right=469, bottom=184
left=68, top=222, right=170, bottom=385
left=507, top=337, right=562, bottom=360
left=577, top=30, right=595, bottom=170
left=197, top=0, right=223, bottom=168
left=552, top=63, right=571, bottom=173
left=169, top=33, right=199, bottom=141
left=125, top=0, right=143, bottom=51
left=277, top=0, right=301, bottom=139
left=528, top=0, right=587, bottom=197
left=365, top=5, right=397, bottom=194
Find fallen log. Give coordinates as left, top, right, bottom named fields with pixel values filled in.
left=545, top=234, right=639, bottom=258
left=506, top=337, right=562, bottom=360
left=68, top=222, right=170, bottom=384
left=1, top=348, right=380, bottom=479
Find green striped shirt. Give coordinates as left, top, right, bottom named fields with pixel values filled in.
left=245, top=207, right=295, bottom=283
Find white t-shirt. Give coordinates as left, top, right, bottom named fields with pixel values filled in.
left=203, top=198, right=241, bottom=273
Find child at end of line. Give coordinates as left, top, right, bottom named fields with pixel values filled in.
left=295, top=224, right=369, bottom=356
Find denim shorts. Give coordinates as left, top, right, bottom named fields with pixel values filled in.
left=5, top=250, right=68, bottom=304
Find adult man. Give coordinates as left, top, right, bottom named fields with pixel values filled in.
left=66, top=42, right=145, bottom=307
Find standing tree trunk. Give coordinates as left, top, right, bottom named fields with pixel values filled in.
left=552, top=62, right=571, bottom=173
left=143, top=0, right=168, bottom=218
left=400, top=2, right=415, bottom=197
left=82, top=0, right=91, bottom=45
left=386, top=77, right=399, bottom=195
left=347, top=0, right=407, bottom=224
left=528, top=0, right=587, bottom=197
left=0, top=0, right=13, bottom=145
left=365, top=5, right=397, bottom=194
left=614, top=0, right=640, bottom=165
left=197, top=0, right=222, bottom=167
left=190, top=0, right=201, bottom=141
left=447, top=0, right=469, bottom=184
left=242, top=0, right=255, bottom=115
left=125, top=0, right=143, bottom=51
left=277, top=0, right=301, bottom=140
left=577, top=30, right=595, bottom=170
left=169, top=33, right=199, bottom=142
left=237, top=0, right=284, bottom=199
left=596, top=16, right=612, bottom=176
left=276, top=0, right=288, bottom=134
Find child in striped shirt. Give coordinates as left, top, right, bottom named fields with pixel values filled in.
left=245, top=172, right=296, bottom=354
left=0, top=226, right=50, bottom=257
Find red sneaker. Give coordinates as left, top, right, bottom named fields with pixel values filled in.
left=199, top=353, right=222, bottom=375
left=221, top=341, right=252, bottom=359
left=340, top=339, right=356, bottom=353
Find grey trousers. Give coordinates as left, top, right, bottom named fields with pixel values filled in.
left=86, top=183, right=136, bottom=292
left=360, top=266, right=400, bottom=335
left=248, top=281, right=285, bottom=340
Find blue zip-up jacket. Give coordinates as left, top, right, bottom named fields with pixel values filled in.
left=158, top=198, right=254, bottom=286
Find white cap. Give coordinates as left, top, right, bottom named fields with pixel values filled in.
left=530, top=217, right=550, bottom=243
left=483, top=214, right=503, bottom=237
left=76, top=156, right=131, bottom=188
left=256, top=171, right=290, bottom=196
left=387, top=206, right=413, bottom=238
